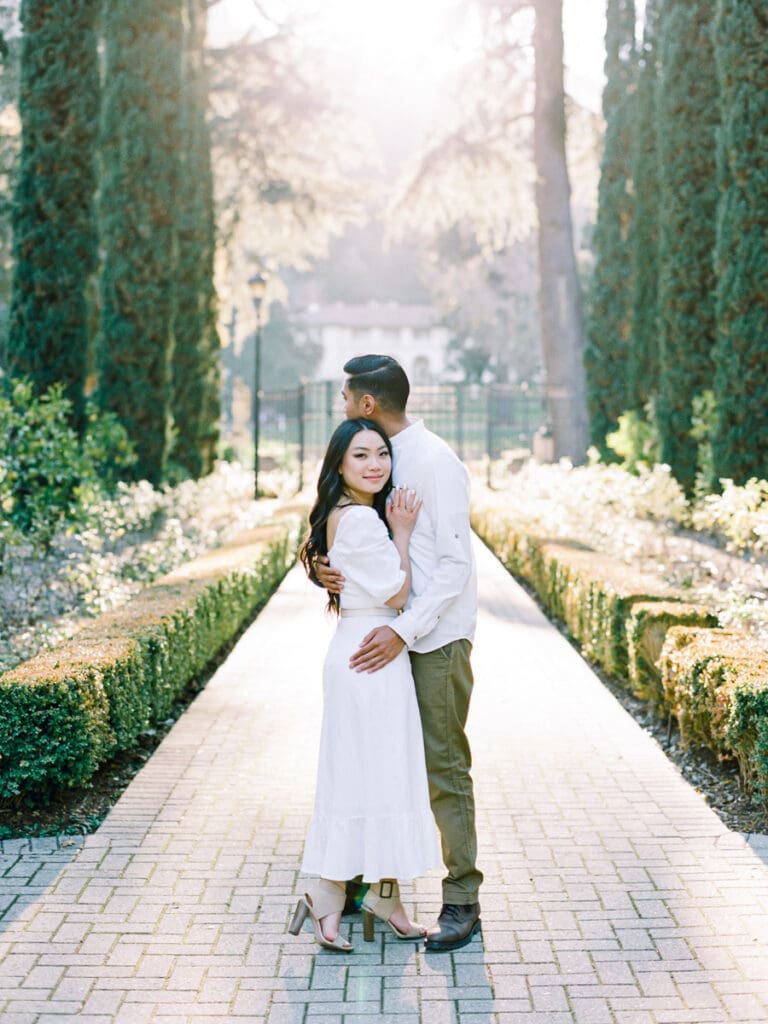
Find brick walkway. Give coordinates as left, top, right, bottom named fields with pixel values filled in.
left=2, top=537, right=768, bottom=1023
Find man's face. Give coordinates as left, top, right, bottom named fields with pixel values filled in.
left=341, top=379, right=366, bottom=419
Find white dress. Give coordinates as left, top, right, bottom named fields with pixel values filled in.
left=301, top=505, right=441, bottom=882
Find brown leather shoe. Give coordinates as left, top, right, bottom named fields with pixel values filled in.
left=425, top=903, right=481, bottom=952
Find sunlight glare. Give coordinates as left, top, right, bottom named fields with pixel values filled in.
left=316, top=0, right=462, bottom=74
left=210, top=0, right=470, bottom=82
left=210, top=0, right=606, bottom=111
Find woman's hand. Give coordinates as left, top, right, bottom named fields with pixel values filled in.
left=386, top=485, right=422, bottom=538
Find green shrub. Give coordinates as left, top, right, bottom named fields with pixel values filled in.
left=0, top=660, right=113, bottom=799
left=80, top=402, right=138, bottom=492
left=605, top=403, right=661, bottom=473
left=711, top=0, right=768, bottom=487
left=6, top=0, right=99, bottom=431
left=474, top=500, right=768, bottom=807
left=0, top=378, right=136, bottom=554
left=584, top=0, right=636, bottom=453
left=0, top=378, right=84, bottom=548
left=655, top=0, right=719, bottom=495
left=472, top=506, right=676, bottom=679
left=549, top=544, right=675, bottom=678
left=690, top=389, right=716, bottom=498
left=0, top=519, right=300, bottom=803
left=661, top=626, right=768, bottom=803
left=627, top=600, right=719, bottom=705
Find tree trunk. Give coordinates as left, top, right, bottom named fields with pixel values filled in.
left=533, top=0, right=589, bottom=461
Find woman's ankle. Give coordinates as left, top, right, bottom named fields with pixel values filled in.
left=320, top=910, right=342, bottom=941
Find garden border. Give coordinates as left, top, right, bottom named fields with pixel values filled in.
left=0, top=510, right=304, bottom=804
left=472, top=506, right=768, bottom=807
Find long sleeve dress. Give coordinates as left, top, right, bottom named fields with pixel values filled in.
left=301, top=505, right=440, bottom=882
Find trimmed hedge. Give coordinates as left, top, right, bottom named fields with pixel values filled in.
left=473, top=504, right=768, bottom=806
left=0, top=518, right=301, bottom=803
left=661, top=627, right=768, bottom=801
left=627, top=601, right=719, bottom=706
left=471, top=508, right=676, bottom=679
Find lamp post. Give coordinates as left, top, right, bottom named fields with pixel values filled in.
left=248, top=271, right=268, bottom=499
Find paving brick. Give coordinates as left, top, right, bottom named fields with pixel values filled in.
left=1, top=544, right=768, bottom=1023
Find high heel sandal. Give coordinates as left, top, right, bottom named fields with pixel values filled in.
left=289, top=879, right=353, bottom=952
left=362, top=879, right=425, bottom=941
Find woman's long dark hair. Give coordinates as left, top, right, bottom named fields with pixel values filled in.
left=300, top=418, right=393, bottom=614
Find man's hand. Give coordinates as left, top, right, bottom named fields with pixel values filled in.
left=315, top=554, right=345, bottom=594
left=350, top=626, right=405, bottom=674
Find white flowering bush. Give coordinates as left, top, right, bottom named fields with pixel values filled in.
left=476, top=457, right=688, bottom=554
left=692, top=478, right=768, bottom=555
left=0, top=462, right=271, bottom=673
left=475, top=456, right=768, bottom=644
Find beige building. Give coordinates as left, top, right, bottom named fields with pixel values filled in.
left=298, top=301, right=453, bottom=384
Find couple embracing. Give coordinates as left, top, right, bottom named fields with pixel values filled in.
left=290, top=354, right=482, bottom=953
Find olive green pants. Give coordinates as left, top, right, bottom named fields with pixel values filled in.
left=410, top=639, right=483, bottom=905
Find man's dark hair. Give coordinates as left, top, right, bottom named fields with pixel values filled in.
left=343, top=354, right=410, bottom=413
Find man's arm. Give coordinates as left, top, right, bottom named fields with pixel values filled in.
left=314, top=554, right=345, bottom=594
left=391, top=455, right=472, bottom=648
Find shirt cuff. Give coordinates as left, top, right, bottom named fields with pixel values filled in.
left=391, top=620, right=417, bottom=648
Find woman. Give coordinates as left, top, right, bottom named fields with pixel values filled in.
left=292, top=418, right=440, bottom=951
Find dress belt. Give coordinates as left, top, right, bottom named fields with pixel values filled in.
left=340, top=607, right=399, bottom=619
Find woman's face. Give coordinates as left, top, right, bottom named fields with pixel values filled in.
left=339, top=429, right=391, bottom=503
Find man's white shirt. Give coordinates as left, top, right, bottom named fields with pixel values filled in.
left=389, top=420, right=477, bottom=654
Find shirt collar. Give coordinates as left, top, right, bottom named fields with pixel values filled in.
left=390, top=419, right=425, bottom=450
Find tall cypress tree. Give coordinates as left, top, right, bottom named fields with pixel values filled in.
left=584, top=0, right=636, bottom=452
left=6, top=0, right=99, bottom=430
left=626, top=0, right=660, bottom=411
left=97, top=0, right=184, bottom=484
left=171, top=0, right=220, bottom=479
left=655, top=0, right=719, bottom=493
left=711, top=0, right=768, bottom=484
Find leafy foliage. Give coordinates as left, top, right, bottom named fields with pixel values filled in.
left=692, top=477, right=768, bottom=556
left=97, top=0, right=184, bottom=484
left=627, top=0, right=660, bottom=411
left=627, top=601, right=719, bottom=707
left=172, top=0, right=220, bottom=480
left=655, top=0, right=719, bottom=494
left=605, top=403, right=661, bottom=473
left=690, top=389, right=717, bottom=499
left=387, top=3, right=599, bottom=389
left=422, top=227, right=542, bottom=384
left=390, top=42, right=535, bottom=259
left=209, top=24, right=367, bottom=283
left=475, top=456, right=768, bottom=643
left=0, top=4, right=21, bottom=319
left=661, top=627, right=768, bottom=805
left=0, top=521, right=299, bottom=803
left=584, top=0, right=636, bottom=452
left=479, top=479, right=768, bottom=806
left=472, top=504, right=677, bottom=680
left=711, top=0, right=768, bottom=485
left=5, top=0, right=99, bottom=430
left=0, top=378, right=135, bottom=554
left=0, top=457, right=284, bottom=676
left=387, top=13, right=537, bottom=381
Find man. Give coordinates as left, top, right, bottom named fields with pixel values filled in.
left=316, top=354, right=483, bottom=952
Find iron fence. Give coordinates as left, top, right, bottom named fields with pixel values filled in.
left=253, top=380, right=547, bottom=489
